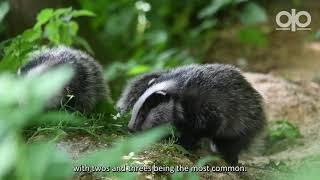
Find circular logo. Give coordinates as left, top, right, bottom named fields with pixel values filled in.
left=276, top=9, right=311, bottom=31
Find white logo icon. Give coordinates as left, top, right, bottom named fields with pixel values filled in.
left=276, top=9, right=311, bottom=32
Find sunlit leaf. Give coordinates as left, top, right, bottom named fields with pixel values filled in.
left=268, top=120, right=301, bottom=143
left=74, top=37, right=94, bottom=54
left=35, top=9, right=54, bottom=28
left=198, top=0, right=233, bottom=18
left=23, top=143, right=72, bottom=180
left=240, top=2, right=267, bottom=25
left=238, top=27, right=268, bottom=47
left=71, top=10, right=96, bottom=17
left=22, top=28, right=42, bottom=42
left=45, top=21, right=61, bottom=44
left=127, top=64, right=151, bottom=75
left=0, top=135, right=17, bottom=178
left=0, top=1, right=9, bottom=23
left=54, top=7, right=72, bottom=17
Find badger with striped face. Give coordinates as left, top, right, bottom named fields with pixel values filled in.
left=118, top=64, right=266, bottom=165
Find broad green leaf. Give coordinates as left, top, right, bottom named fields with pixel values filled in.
left=198, top=0, right=233, bottom=18
left=68, top=21, right=79, bottom=36
left=0, top=1, right=9, bottom=23
left=71, top=10, right=96, bottom=17
left=240, top=2, right=267, bottom=25
left=0, top=66, right=74, bottom=127
left=238, top=27, right=268, bottom=47
left=35, top=9, right=54, bottom=28
left=127, top=64, right=151, bottom=75
left=0, top=55, right=21, bottom=72
left=0, top=135, right=17, bottom=178
left=74, top=37, right=94, bottom=54
left=45, top=21, right=61, bottom=44
left=54, top=7, right=72, bottom=17
left=22, top=28, right=42, bottom=42
left=24, top=143, right=72, bottom=180
left=60, top=24, right=73, bottom=45
left=268, top=120, right=301, bottom=143
left=31, top=111, right=86, bottom=127
left=29, top=65, right=74, bottom=106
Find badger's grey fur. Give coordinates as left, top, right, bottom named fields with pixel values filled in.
left=118, top=64, right=266, bottom=165
left=19, top=46, right=108, bottom=113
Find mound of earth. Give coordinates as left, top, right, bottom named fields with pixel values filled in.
left=244, top=72, right=320, bottom=132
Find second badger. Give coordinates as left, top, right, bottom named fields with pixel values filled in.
left=118, top=64, right=266, bottom=165
left=19, top=46, right=108, bottom=113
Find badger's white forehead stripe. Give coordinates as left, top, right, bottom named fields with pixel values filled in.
left=128, top=80, right=177, bottom=129
left=26, top=63, right=50, bottom=77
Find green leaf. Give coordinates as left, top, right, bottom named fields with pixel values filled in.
left=35, top=9, right=54, bottom=28
left=238, top=27, right=268, bottom=47
left=54, top=7, right=72, bottom=17
left=32, top=111, right=86, bottom=127
left=0, top=1, right=9, bottom=23
left=68, top=21, right=79, bottom=36
left=74, top=37, right=94, bottom=54
left=268, top=120, right=301, bottom=143
left=71, top=10, right=96, bottom=17
left=0, top=135, right=17, bottom=178
left=198, top=0, right=233, bottom=19
left=0, top=55, right=21, bottom=72
left=60, top=24, right=73, bottom=45
left=240, top=2, right=267, bottom=25
left=30, top=65, right=74, bottom=106
left=23, top=143, right=72, bottom=180
left=45, top=21, right=61, bottom=44
left=22, top=28, right=42, bottom=42
left=0, top=66, right=74, bottom=127
left=127, top=65, right=151, bottom=75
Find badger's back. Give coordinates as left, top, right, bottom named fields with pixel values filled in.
left=19, top=47, right=107, bottom=112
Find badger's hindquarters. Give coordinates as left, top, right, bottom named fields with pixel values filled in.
left=19, top=46, right=108, bottom=113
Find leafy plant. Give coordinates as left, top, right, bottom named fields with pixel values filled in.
left=240, top=2, right=267, bottom=25
left=0, top=1, right=9, bottom=24
left=265, top=120, right=302, bottom=154
left=78, top=0, right=269, bottom=98
left=0, top=67, right=75, bottom=179
left=238, top=26, right=268, bottom=47
left=268, top=120, right=301, bottom=143
left=0, top=65, right=170, bottom=179
left=0, top=1, right=9, bottom=35
left=0, top=7, right=94, bottom=72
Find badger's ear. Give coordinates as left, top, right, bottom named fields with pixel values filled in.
left=116, top=71, right=167, bottom=113
left=128, top=80, right=178, bottom=130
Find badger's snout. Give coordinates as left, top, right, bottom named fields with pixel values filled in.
left=128, top=122, right=140, bottom=133
left=128, top=126, right=136, bottom=133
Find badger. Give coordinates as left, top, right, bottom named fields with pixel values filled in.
left=18, top=46, right=109, bottom=113
left=117, top=64, right=266, bottom=165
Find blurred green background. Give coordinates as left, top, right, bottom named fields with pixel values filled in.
left=0, top=0, right=273, bottom=98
